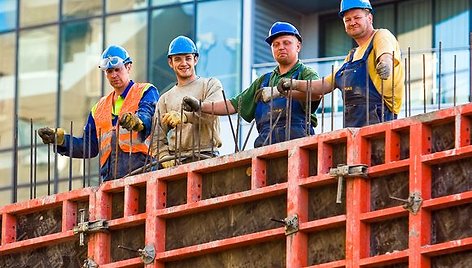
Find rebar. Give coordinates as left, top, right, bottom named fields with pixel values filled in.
left=454, top=55, right=457, bottom=106
left=29, top=119, right=33, bottom=199
left=69, top=121, right=73, bottom=191
left=98, top=128, right=102, bottom=184
left=83, top=127, right=87, bottom=186
left=54, top=127, right=58, bottom=194
left=178, top=105, right=184, bottom=165
left=392, top=51, right=395, bottom=118
left=211, top=103, right=214, bottom=155
left=34, top=130, right=37, bottom=198
left=307, top=79, right=312, bottom=136
left=305, top=80, right=309, bottom=135
left=366, top=61, right=370, bottom=125
left=423, top=54, right=426, bottom=114
left=408, top=47, right=412, bottom=117
left=128, top=129, right=132, bottom=176
left=404, top=57, right=408, bottom=118
left=114, top=124, right=120, bottom=180
left=221, top=90, right=239, bottom=152
left=381, top=80, right=385, bottom=123
left=269, top=87, right=273, bottom=145
left=242, top=120, right=255, bottom=151
left=48, top=143, right=51, bottom=195
left=87, top=125, right=91, bottom=186
left=198, top=99, right=202, bottom=160
left=321, top=78, right=325, bottom=133
left=143, top=117, right=157, bottom=174
left=286, top=79, right=293, bottom=141
left=156, top=110, right=161, bottom=170
left=191, top=111, right=195, bottom=162
left=438, top=41, right=442, bottom=110
left=331, top=65, right=335, bottom=131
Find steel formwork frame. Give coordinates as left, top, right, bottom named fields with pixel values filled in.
left=1, top=104, right=472, bottom=267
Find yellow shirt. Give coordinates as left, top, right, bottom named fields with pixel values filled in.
left=326, top=29, right=404, bottom=114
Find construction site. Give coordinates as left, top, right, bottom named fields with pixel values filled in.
left=0, top=0, right=472, bottom=267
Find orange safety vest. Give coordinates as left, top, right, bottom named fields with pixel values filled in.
left=93, top=83, right=152, bottom=167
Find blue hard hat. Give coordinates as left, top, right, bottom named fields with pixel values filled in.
left=339, top=0, right=373, bottom=17
left=168, top=36, right=199, bottom=57
left=99, top=45, right=132, bottom=70
left=265, top=21, right=302, bottom=45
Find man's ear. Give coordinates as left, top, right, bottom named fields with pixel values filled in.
left=194, top=55, right=199, bottom=65
left=297, top=41, right=302, bottom=53
left=167, top=57, right=173, bottom=68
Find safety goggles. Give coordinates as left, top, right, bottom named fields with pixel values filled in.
left=98, top=56, right=125, bottom=71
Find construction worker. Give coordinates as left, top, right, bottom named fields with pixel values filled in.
left=38, top=45, right=159, bottom=181
left=156, top=36, right=223, bottom=168
left=278, top=0, right=404, bottom=127
left=183, top=22, right=321, bottom=148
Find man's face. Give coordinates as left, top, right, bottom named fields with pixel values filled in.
left=343, top=9, right=373, bottom=39
left=105, top=63, right=131, bottom=90
left=271, top=35, right=300, bottom=66
left=168, top=54, right=198, bottom=79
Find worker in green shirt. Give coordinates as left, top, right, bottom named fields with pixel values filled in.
left=183, top=21, right=321, bottom=148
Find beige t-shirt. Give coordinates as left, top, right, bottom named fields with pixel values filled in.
left=155, top=77, right=224, bottom=161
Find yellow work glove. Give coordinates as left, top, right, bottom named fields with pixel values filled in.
left=38, top=127, right=65, bottom=145
left=119, top=112, right=144, bottom=132
left=162, top=111, right=187, bottom=128
left=161, top=160, right=176, bottom=168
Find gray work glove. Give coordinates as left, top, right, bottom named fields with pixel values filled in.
left=376, top=60, right=392, bottom=80
left=182, top=96, right=200, bottom=112
left=38, top=127, right=65, bottom=145
left=276, top=78, right=298, bottom=95
left=255, top=87, right=281, bottom=102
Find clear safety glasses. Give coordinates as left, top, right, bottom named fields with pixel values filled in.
left=99, top=56, right=125, bottom=71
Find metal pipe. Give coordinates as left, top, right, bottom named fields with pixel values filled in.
left=381, top=80, right=385, bottom=123
left=54, top=127, right=58, bottom=194
left=221, top=90, right=239, bottom=152
left=242, top=120, right=255, bottom=151
left=98, top=128, right=102, bottom=184
left=198, top=99, right=202, bottom=160
left=321, top=78, right=325, bottom=133
left=156, top=110, right=161, bottom=171
left=286, top=79, right=293, bottom=141
left=87, top=125, right=91, bottom=186
left=143, top=117, right=157, bottom=174
left=408, top=47, right=411, bottom=117
left=128, top=129, right=132, bottom=176
left=269, top=87, right=273, bottom=145
left=366, top=62, right=370, bottom=125
left=307, top=79, right=312, bottom=136
left=211, top=103, right=214, bottom=155
left=404, top=57, right=408, bottom=118
left=48, top=143, right=51, bottom=195
left=454, top=55, right=457, bottom=107
left=114, top=124, right=120, bottom=180
left=69, top=121, right=73, bottom=191
left=423, top=54, right=427, bottom=114
left=438, top=41, right=442, bottom=110
left=331, top=65, right=334, bottom=131
left=30, top=119, right=33, bottom=199
left=34, top=130, right=37, bottom=198
left=235, top=98, right=241, bottom=153
left=178, top=105, right=183, bottom=165
left=391, top=51, right=395, bottom=119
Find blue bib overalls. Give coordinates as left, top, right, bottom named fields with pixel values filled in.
left=254, top=68, right=315, bottom=148
left=335, top=36, right=395, bottom=127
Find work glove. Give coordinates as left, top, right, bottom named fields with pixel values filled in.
left=277, top=78, right=298, bottom=95
left=119, top=112, right=144, bottom=132
left=38, top=127, right=65, bottom=145
left=376, top=60, right=391, bottom=80
left=254, top=87, right=281, bottom=102
left=161, top=159, right=176, bottom=168
left=162, top=111, right=187, bottom=128
left=182, top=96, right=200, bottom=112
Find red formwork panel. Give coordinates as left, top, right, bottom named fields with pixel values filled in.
left=1, top=104, right=472, bottom=268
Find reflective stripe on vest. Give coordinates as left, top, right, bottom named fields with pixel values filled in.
left=93, top=83, right=152, bottom=166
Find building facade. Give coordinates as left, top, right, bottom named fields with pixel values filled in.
left=0, top=0, right=470, bottom=205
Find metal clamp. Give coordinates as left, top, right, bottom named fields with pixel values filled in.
left=390, top=192, right=423, bottom=214
left=329, top=164, right=368, bottom=203
left=73, top=209, right=109, bottom=246
left=118, top=244, right=156, bottom=264
left=271, top=214, right=299, bottom=235
left=82, top=258, right=98, bottom=268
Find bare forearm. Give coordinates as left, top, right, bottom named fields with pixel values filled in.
left=295, top=79, right=333, bottom=95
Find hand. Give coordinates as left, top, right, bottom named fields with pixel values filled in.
left=38, top=127, right=65, bottom=145
left=376, top=60, right=391, bottom=80
left=182, top=96, right=200, bottom=112
left=119, top=112, right=144, bottom=132
left=162, top=111, right=187, bottom=128
left=161, top=159, right=176, bottom=168
left=277, top=78, right=298, bottom=95
left=255, top=87, right=281, bottom=102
